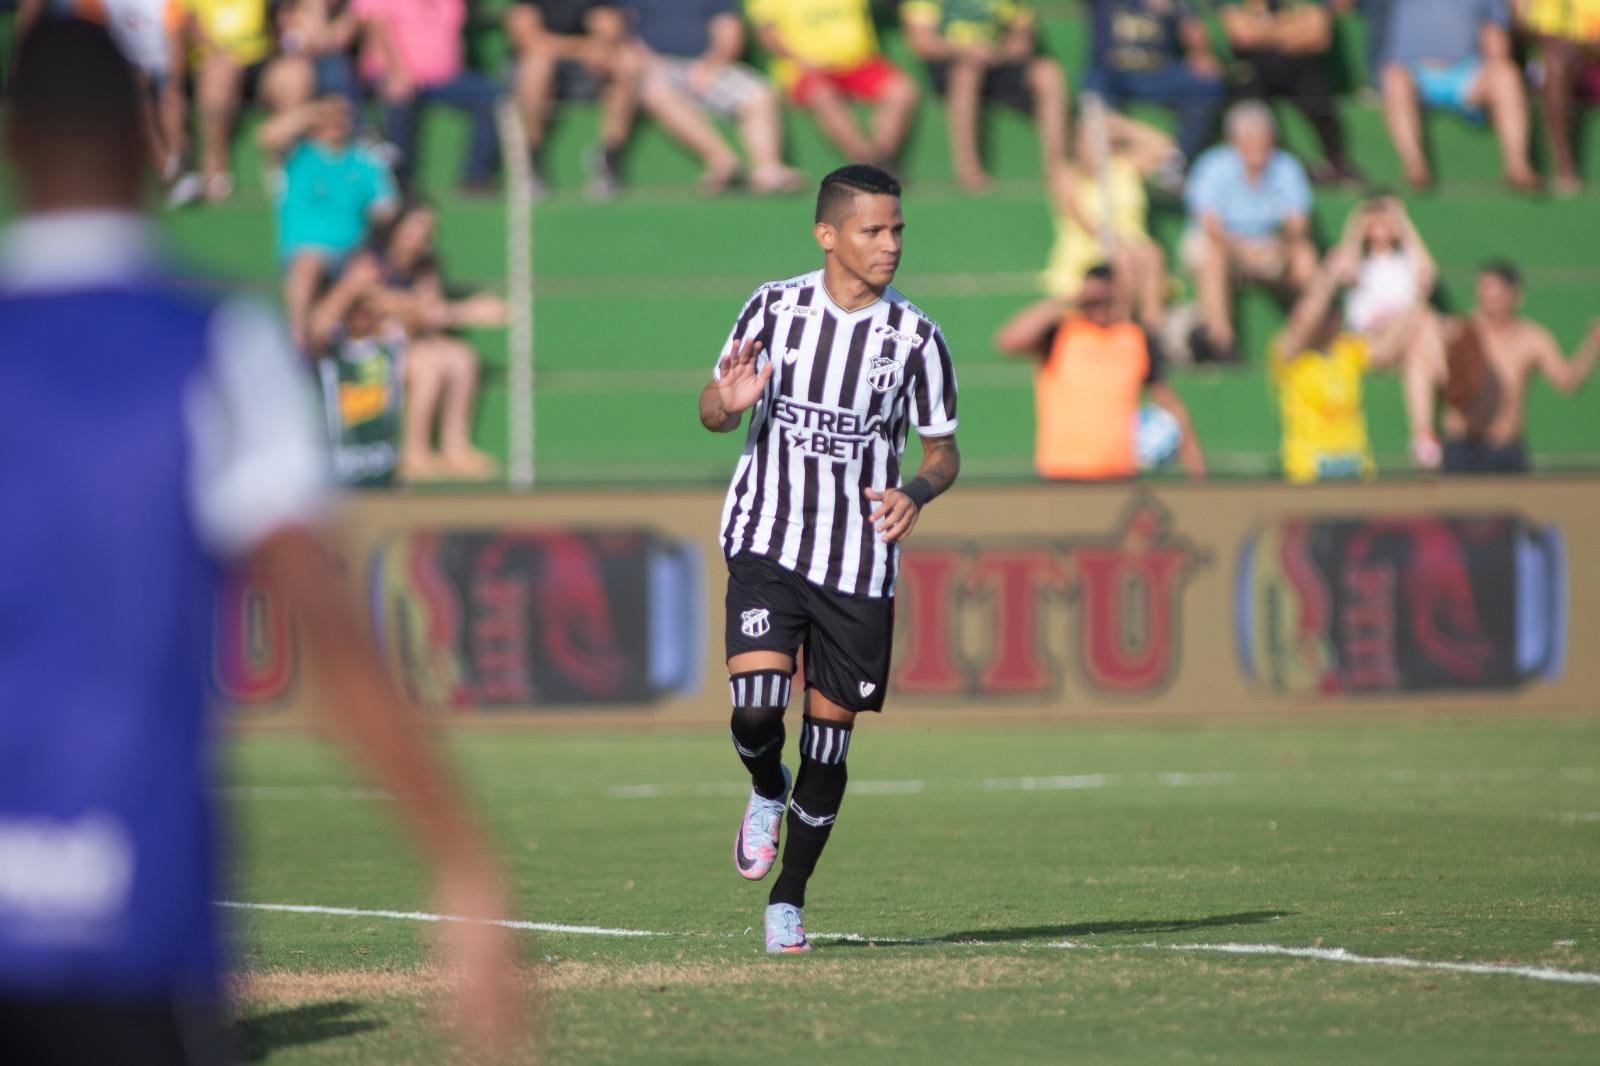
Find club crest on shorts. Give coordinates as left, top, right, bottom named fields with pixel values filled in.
left=741, top=608, right=771, bottom=638
left=867, top=354, right=902, bottom=393
left=859, top=681, right=876, bottom=698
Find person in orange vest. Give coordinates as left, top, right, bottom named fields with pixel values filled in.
left=995, top=263, right=1206, bottom=481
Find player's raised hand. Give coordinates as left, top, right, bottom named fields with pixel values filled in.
left=865, top=487, right=921, bottom=544
left=716, top=338, right=772, bottom=415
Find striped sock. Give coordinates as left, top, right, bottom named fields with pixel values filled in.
left=769, top=717, right=852, bottom=908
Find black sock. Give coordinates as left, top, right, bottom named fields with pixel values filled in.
left=730, top=670, right=791, bottom=800
left=769, top=716, right=852, bottom=908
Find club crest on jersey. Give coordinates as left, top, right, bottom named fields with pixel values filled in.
left=867, top=354, right=903, bottom=393
left=741, top=608, right=771, bottom=638
left=859, top=682, right=876, bottom=698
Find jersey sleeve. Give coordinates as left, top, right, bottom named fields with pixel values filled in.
left=185, top=297, right=330, bottom=559
left=909, top=326, right=959, bottom=437
left=712, top=285, right=771, bottom=382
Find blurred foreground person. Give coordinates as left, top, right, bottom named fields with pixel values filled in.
left=0, top=20, right=522, bottom=1063
left=995, top=264, right=1205, bottom=481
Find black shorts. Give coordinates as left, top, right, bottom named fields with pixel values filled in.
left=927, top=58, right=1036, bottom=113
left=1443, top=438, right=1529, bottom=474
left=0, top=996, right=231, bottom=1065
left=725, top=553, right=894, bottom=713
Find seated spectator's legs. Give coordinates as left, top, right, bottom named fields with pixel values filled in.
left=638, top=63, right=743, bottom=191
left=1463, top=55, right=1538, bottom=189
left=381, top=92, right=424, bottom=187
left=730, top=74, right=805, bottom=193
left=1116, top=65, right=1225, bottom=163
left=594, top=44, right=641, bottom=191
left=1380, top=62, right=1431, bottom=187
left=795, top=73, right=878, bottom=163
left=1114, top=236, right=1167, bottom=329
left=869, top=65, right=919, bottom=167
left=1026, top=56, right=1070, bottom=176
left=195, top=52, right=245, bottom=199
left=1538, top=37, right=1585, bottom=192
left=940, top=57, right=991, bottom=190
left=401, top=335, right=497, bottom=480
left=422, top=72, right=504, bottom=188
left=282, top=250, right=332, bottom=351
left=1188, top=229, right=1237, bottom=353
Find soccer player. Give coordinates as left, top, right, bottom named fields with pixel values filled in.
left=698, top=165, right=961, bottom=954
left=0, top=20, right=519, bottom=1061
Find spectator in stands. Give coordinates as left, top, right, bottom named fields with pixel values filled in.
left=1374, top=0, right=1539, bottom=191
left=1183, top=101, right=1316, bottom=364
left=994, top=263, right=1206, bottom=481
left=507, top=0, right=638, bottom=200
left=624, top=0, right=803, bottom=195
left=1220, top=0, right=1362, bottom=185
left=363, top=200, right=504, bottom=479
left=180, top=0, right=313, bottom=201
left=1270, top=212, right=1439, bottom=484
left=259, top=95, right=399, bottom=347
left=746, top=0, right=920, bottom=169
left=275, top=0, right=363, bottom=113
left=356, top=0, right=502, bottom=193
left=900, top=0, right=1071, bottom=193
left=1082, top=0, right=1225, bottom=178
left=1518, top=0, right=1600, bottom=194
left=17, top=0, right=192, bottom=202
left=1412, top=261, right=1600, bottom=474
left=307, top=254, right=409, bottom=487
left=1040, top=111, right=1174, bottom=328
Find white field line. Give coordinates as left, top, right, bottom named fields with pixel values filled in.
left=218, top=901, right=1600, bottom=987
left=226, top=767, right=1600, bottom=803
left=216, top=901, right=664, bottom=938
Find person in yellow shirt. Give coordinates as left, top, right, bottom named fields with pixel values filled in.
left=181, top=0, right=310, bottom=201
left=1040, top=112, right=1175, bottom=328
left=1270, top=235, right=1431, bottom=484
left=899, top=0, right=1070, bottom=192
left=746, top=0, right=919, bottom=166
left=1519, top=0, right=1600, bottom=193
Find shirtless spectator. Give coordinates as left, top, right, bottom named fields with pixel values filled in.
left=1413, top=261, right=1600, bottom=473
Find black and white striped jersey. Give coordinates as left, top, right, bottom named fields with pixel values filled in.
left=714, top=269, right=959, bottom=599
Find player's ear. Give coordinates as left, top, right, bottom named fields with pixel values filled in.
left=815, top=221, right=836, bottom=253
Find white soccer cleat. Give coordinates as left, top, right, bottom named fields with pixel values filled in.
left=764, top=902, right=812, bottom=954
left=734, top=764, right=791, bottom=881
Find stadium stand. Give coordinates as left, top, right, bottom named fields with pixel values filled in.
left=3, top=0, right=1596, bottom=483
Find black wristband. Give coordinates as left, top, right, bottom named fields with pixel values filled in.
left=901, top=476, right=935, bottom=509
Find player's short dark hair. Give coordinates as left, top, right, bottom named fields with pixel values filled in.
left=1084, top=263, right=1115, bottom=285
left=9, top=18, right=142, bottom=148
left=1479, top=258, right=1523, bottom=289
left=815, top=165, right=902, bottom=225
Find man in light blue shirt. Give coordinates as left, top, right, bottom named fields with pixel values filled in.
left=1183, top=101, right=1317, bottom=363
left=1374, top=0, right=1536, bottom=191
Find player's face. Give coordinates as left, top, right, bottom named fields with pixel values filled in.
left=1476, top=274, right=1520, bottom=319
left=1077, top=278, right=1115, bottom=326
left=822, top=194, right=904, bottom=289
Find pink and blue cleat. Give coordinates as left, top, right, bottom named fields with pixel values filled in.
left=734, top=764, right=791, bottom=881
left=764, top=902, right=811, bottom=954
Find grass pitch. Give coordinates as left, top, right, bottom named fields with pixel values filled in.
left=226, top=714, right=1600, bottom=1063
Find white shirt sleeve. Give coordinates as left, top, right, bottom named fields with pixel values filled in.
left=185, top=296, right=330, bottom=559
left=713, top=286, right=771, bottom=382
left=910, top=327, right=959, bottom=438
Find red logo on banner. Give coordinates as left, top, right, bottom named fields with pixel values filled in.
left=896, top=498, right=1203, bottom=700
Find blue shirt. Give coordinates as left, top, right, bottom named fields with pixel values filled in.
left=1380, top=0, right=1507, bottom=67
left=1089, top=0, right=1195, bottom=73
left=0, top=212, right=325, bottom=1001
left=626, top=0, right=735, bottom=57
left=277, top=139, right=397, bottom=260
left=1185, top=145, right=1312, bottom=239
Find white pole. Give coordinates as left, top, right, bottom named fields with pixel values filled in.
left=497, top=97, right=536, bottom=490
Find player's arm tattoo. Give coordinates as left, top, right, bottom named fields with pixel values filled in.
left=912, top=434, right=961, bottom=503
